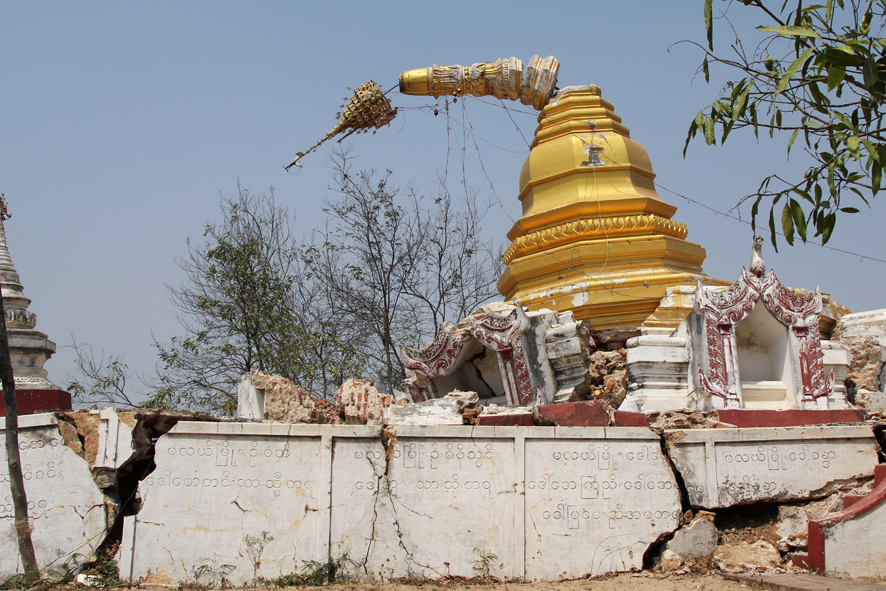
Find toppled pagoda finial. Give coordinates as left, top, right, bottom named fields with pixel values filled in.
left=285, top=80, right=397, bottom=170
left=750, top=236, right=766, bottom=278
left=399, top=55, right=559, bottom=110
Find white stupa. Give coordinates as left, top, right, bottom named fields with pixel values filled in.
left=0, top=216, right=59, bottom=390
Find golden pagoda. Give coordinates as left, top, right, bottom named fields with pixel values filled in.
left=498, top=85, right=727, bottom=330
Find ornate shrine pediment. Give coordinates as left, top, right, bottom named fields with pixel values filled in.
left=695, top=238, right=834, bottom=409
left=401, top=303, right=537, bottom=406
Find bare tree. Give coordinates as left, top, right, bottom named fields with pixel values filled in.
left=150, top=185, right=364, bottom=411
left=66, top=337, right=142, bottom=408
left=308, top=150, right=504, bottom=393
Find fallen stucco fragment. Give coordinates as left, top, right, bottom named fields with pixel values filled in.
left=384, top=397, right=463, bottom=425
left=713, top=540, right=782, bottom=573
left=663, top=511, right=718, bottom=561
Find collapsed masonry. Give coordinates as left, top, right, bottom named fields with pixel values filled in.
left=2, top=406, right=885, bottom=584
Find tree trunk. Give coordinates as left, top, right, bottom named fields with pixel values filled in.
left=0, top=280, right=40, bottom=579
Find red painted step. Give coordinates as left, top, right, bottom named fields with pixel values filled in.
left=792, top=463, right=886, bottom=575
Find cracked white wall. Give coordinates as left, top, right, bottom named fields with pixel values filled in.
left=0, top=414, right=110, bottom=579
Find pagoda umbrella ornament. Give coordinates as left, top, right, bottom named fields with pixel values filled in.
left=285, top=80, right=397, bottom=170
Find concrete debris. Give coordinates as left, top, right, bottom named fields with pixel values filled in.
left=648, top=410, right=735, bottom=432
left=832, top=308, right=886, bottom=408
left=139, top=570, right=179, bottom=589
left=655, top=549, right=684, bottom=573
left=664, top=511, right=718, bottom=561
left=444, top=390, right=481, bottom=424
left=248, top=370, right=341, bottom=423
left=384, top=397, right=463, bottom=425
left=713, top=541, right=782, bottom=573
left=336, top=378, right=396, bottom=425
left=588, top=349, right=628, bottom=408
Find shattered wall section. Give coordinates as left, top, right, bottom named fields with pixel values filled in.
left=246, top=370, right=341, bottom=423
left=0, top=414, right=111, bottom=579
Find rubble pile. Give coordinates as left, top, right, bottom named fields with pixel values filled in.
left=250, top=370, right=341, bottom=423
left=587, top=348, right=628, bottom=408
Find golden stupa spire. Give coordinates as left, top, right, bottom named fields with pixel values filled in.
left=497, top=84, right=726, bottom=330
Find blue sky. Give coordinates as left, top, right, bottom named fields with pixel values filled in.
left=3, top=1, right=884, bottom=398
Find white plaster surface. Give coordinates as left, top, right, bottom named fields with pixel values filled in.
left=663, top=515, right=718, bottom=561
left=666, top=426, right=878, bottom=509
left=823, top=493, right=886, bottom=579
left=384, top=399, right=463, bottom=425
left=0, top=413, right=109, bottom=578
left=118, top=422, right=325, bottom=586
left=118, top=423, right=681, bottom=583
left=94, top=408, right=135, bottom=470
left=523, top=428, right=681, bottom=579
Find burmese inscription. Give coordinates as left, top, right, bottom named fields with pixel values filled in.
left=667, top=426, right=878, bottom=508
left=524, top=428, right=680, bottom=580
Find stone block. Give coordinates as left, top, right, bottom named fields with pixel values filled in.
left=0, top=413, right=110, bottom=579
left=531, top=401, right=610, bottom=426
left=716, top=409, right=866, bottom=428
left=330, top=427, right=518, bottom=580
left=663, top=513, right=718, bottom=561
left=666, top=426, right=878, bottom=509
left=384, top=398, right=463, bottom=425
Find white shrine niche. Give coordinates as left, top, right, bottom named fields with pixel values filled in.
left=624, top=238, right=850, bottom=412
left=733, top=300, right=797, bottom=408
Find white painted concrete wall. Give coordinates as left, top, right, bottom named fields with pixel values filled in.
left=118, top=423, right=681, bottom=584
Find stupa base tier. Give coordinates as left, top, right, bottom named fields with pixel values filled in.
left=499, top=235, right=727, bottom=330
left=509, top=276, right=714, bottom=331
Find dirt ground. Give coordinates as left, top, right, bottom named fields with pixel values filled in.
left=249, top=573, right=759, bottom=591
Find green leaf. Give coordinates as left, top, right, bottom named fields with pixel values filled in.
left=827, top=66, right=846, bottom=91
left=840, top=207, right=860, bottom=213
left=825, top=0, right=833, bottom=22
left=756, top=25, right=822, bottom=38
left=705, top=0, right=714, bottom=50
left=751, top=196, right=761, bottom=232
left=790, top=199, right=807, bottom=242
left=821, top=212, right=836, bottom=244
left=872, top=160, right=882, bottom=195
left=704, top=116, right=716, bottom=145
left=782, top=203, right=795, bottom=246
left=787, top=129, right=800, bottom=157
left=792, top=188, right=813, bottom=204
left=769, top=208, right=779, bottom=253
left=861, top=137, right=879, bottom=162
left=847, top=135, right=861, bottom=159
left=703, top=56, right=710, bottom=82
left=864, top=53, right=878, bottom=90
left=777, top=47, right=815, bottom=96
left=733, top=83, right=752, bottom=123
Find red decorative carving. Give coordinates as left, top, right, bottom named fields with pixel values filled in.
left=694, top=239, right=833, bottom=410
left=400, top=304, right=537, bottom=405
left=402, top=330, right=464, bottom=379
left=694, top=269, right=761, bottom=408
